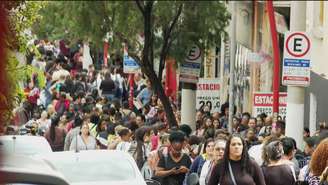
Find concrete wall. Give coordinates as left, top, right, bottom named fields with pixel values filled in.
left=306, top=1, right=328, bottom=77
left=303, top=1, right=328, bottom=132
left=236, top=2, right=253, bottom=49
left=304, top=72, right=328, bottom=129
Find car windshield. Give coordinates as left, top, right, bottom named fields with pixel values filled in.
left=0, top=138, right=51, bottom=156
left=49, top=155, right=136, bottom=183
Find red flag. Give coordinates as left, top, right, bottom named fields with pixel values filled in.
left=129, top=74, right=134, bottom=109
left=103, top=41, right=109, bottom=67
left=165, top=59, right=177, bottom=101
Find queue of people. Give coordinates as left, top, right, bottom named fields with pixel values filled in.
left=2, top=38, right=328, bottom=185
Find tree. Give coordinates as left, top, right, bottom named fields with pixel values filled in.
left=33, top=1, right=230, bottom=127
left=1, top=1, right=45, bottom=124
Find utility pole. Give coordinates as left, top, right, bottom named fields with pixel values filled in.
left=228, top=1, right=237, bottom=133
left=286, top=1, right=306, bottom=149
left=181, top=83, right=196, bottom=131
left=220, top=35, right=225, bottom=106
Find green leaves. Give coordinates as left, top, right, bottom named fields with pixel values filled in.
left=7, top=1, right=45, bottom=51
left=33, top=1, right=230, bottom=58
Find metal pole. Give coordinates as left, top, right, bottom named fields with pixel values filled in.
left=228, top=1, right=237, bottom=133
left=250, top=0, right=258, bottom=114
left=220, top=35, right=225, bottom=107
left=267, top=1, right=280, bottom=116
left=286, top=1, right=306, bottom=150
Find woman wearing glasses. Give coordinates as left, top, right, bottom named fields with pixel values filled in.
left=187, top=138, right=215, bottom=178
left=199, top=139, right=226, bottom=185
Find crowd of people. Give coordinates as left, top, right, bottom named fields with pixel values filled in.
left=2, top=39, right=328, bottom=185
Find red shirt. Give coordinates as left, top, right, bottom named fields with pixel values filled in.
left=151, top=135, right=159, bottom=151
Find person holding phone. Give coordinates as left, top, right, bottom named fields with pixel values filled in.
left=155, top=130, right=192, bottom=185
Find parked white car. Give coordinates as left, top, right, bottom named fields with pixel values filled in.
left=0, top=135, right=52, bottom=156
left=0, top=154, right=69, bottom=185
left=37, top=150, right=148, bottom=185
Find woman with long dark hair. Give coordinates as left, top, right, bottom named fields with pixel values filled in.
left=44, top=114, right=66, bottom=151
left=203, top=117, right=215, bottom=139
left=208, top=134, right=265, bottom=185
left=187, top=138, right=215, bottom=179
left=130, top=126, right=152, bottom=170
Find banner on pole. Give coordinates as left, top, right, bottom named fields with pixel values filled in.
left=253, top=92, right=287, bottom=118
left=123, top=45, right=141, bottom=74
left=196, top=78, right=221, bottom=113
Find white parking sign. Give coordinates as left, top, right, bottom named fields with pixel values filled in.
left=282, top=32, right=311, bottom=86
left=180, top=45, right=202, bottom=83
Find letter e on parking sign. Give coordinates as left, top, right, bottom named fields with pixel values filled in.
left=282, top=32, right=311, bottom=86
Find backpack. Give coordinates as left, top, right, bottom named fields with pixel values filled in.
left=130, top=142, right=152, bottom=180
left=141, top=160, right=152, bottom=180
left=151, top=147, right=170, bottom=184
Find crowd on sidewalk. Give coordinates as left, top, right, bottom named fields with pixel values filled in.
left=2, top=39, right=328, bottom=185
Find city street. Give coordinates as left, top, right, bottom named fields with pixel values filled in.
left=0, top=1, right=328, bottom=185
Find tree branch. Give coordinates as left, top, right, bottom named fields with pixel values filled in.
left=158, top=3, right=183, bottom=82
left=168, top=3, right=183, bottom=39
left=142, top=1, right=153, bottom=67
left=135, top=0, right=145, bottom=15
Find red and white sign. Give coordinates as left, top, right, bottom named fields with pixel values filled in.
left=180, top=45, right=202, bottom=83
left=196, top=78, right=221, bottom=113
left=253, top=92, right=287, bottom=117
left=282, top=31, right=311, bottom=86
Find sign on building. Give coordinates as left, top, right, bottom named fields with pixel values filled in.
left=123, top=46, right=141, bottom=74
left=253, top=92, right=287, bottom=118
left=196, top=78, right=221, bottom=113
left=204, top=48, right=216, bottom=78
left=282, top=32, right=311, bottom=86
left=180, top=45, right=202, bottom=83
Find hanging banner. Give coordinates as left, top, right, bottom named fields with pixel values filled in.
left=196, top=78, right=221, bottom=113
left=123, top=45, right=141, bottom=74
left=253, top=92, right=287, bottom=118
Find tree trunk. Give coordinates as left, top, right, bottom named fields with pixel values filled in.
left=144, top=67, right=177, bottom=128
left=140, top=1, right=177, bottom=128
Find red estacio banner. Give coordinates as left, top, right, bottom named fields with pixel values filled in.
left=253, top=92, right=287, bottom=117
